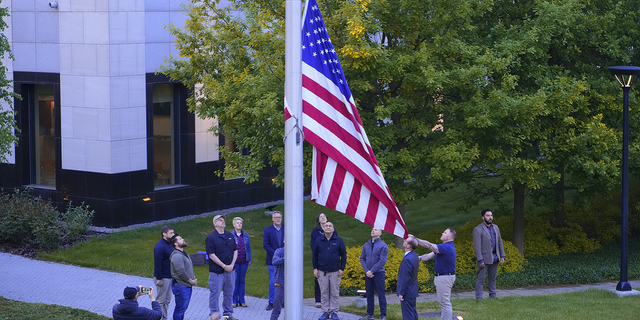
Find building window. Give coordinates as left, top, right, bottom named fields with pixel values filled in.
left=152, top=84, right=177, bottom=187
left=34, top=85, right=56, bottom=187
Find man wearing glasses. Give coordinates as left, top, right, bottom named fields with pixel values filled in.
left=263, top=211, right=284, bottom=311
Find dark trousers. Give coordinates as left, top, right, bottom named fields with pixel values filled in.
left=270, top=284, right=284, bottom=320
left=400, top=296, right=418, bottom=320
left=365, top=271, right=387, bottom=316
left=476, top=254, right=499, bottom=300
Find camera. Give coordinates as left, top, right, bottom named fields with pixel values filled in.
left=141, top=287, right=150, bottom=294
left=49, top=2, right=58, bottom=8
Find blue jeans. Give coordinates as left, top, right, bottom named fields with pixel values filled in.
left=209, top=271, right=236, bottom=317
left=268, top=265, right=276, bottom=303
left=171, top=283, right=192, bottom=320
left=233, top=262, right=249, bottom=304
left=365, top=271, right=387, bottom=316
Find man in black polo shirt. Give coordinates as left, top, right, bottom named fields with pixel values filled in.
left=411, top=228, right=457, bottom=320
left=206, top=215, right=238, bottom=320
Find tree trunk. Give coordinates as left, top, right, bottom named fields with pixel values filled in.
left=394, top=204, right=406, bottom=249
left=513, top=182, right=525, bottom=256
left=553, top=166, right=565, bottom=228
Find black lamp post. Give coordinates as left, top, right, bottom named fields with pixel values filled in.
left=608, top=66, right=640, bottom=292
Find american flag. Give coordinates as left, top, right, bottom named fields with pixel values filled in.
left=285, top=0, right=408, bottom=238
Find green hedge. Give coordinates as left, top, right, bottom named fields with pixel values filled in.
left=449, top=237, right=640, bottom=290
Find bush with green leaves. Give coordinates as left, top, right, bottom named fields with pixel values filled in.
left=0, top=189, right=94, bottom=252
left=60, top=201, right=94, bottom=244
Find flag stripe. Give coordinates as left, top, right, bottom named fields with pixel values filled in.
left=303, top=108, right=384, bottom=189
left=303, top=100, right=371, bottom=163
left=297, top=0, right=408, bottom=238
left=302, top=65, right=382, bottom=172
left=304, top=129, right=402, bottom=224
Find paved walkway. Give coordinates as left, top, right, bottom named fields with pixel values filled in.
left=1, top=252, right=639, bottom=319
left=0, top=252, right=359, bottom=320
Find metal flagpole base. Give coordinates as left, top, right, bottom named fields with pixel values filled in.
left=616, top=281, right=632, bottom=291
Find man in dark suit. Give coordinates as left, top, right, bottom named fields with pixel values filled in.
left=397, top=237, right=419, bottom=320
left=411, top=229, right=457, bottom=320
left=263, top=211, right=284, bottom=311
left=473, top=209, right=505, bottom=300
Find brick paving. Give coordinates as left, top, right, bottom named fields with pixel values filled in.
left=1, top=252, right=639, bottom=319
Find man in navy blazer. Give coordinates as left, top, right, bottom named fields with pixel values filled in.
left=263, top=211, right=284, bottom=311
left=397, top=237, right=419, bottom=320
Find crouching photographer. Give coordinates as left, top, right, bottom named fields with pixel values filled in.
left=113, top=285, right=162, bottom=320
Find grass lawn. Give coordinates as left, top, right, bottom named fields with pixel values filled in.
left=341, top=289, right=640, bottom=320
left=0, top=297, right=110, bottom=320
left=41, top=181, right=511, bottom=298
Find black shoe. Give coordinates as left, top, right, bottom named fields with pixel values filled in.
left=266, top=303, right=274, bottom=311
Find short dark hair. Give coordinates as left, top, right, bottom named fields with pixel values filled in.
left=407, top=237, right=418, bottom=250
left=448, top=228, right=457, bottom=240
left=481, top=209, right=492, bottom=217
left=160, top=225, right=173, bottom=236
left=169, top=234, right=180, bottom=247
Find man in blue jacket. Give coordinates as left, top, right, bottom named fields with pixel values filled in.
left=397, top=237, right=419, bottom=320
left=312, top=221, right=347, bottom=320
left=113, top=286, right=162, bottom=320
left=153, top=225, right=174, bottom=320
left=263, top=211, right=284, bottom=311
left=359, top=227, right=389, bottom=320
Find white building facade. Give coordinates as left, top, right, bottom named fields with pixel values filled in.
left=0, top=0, right=281, bottom=227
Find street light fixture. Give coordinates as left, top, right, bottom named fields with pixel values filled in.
left=608, top=66, right=640, bottom=292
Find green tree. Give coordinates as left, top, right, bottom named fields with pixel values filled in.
left=0, top=5, right=18, bottom=164
left=161, top=0, right=640, bottom=253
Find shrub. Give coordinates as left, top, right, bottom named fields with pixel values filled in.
left=341, top=245, right=431, bottom=292
left=516, top=216, right=561, bottom=257
left=0, top=189, right=94, bottom=252
left=0, top=189, right=60, bottom=251
left=553, top=222, right=601, bottom=253
left=60, top=201, right=94, bottom=244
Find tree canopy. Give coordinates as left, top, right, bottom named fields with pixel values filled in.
left=0, top=5, right=18, bottom=164
left=162, top=0, right=640, bottom=252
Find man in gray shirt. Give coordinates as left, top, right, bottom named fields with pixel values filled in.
left=169, top=234, right=197, bottom=320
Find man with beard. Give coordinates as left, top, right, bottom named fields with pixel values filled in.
left=153, top=225, right=175, bottom=320
left=473, top=209, right=505, bottom=300
left=169, top=235, right=197, bottom=320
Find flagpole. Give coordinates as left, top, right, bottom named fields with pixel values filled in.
left=284, top=0, right=303, bottom=318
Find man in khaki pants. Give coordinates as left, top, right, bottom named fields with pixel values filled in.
left=312, top=222, right=347, bottom=320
